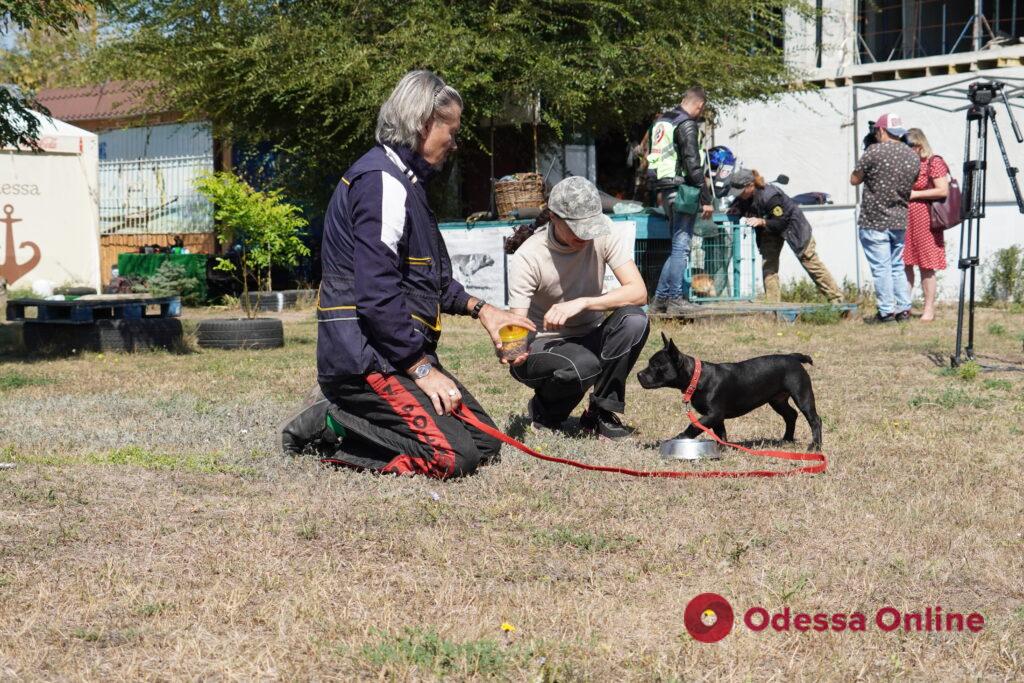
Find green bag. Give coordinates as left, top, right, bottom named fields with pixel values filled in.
left=673, top=184, right=701, bottom=216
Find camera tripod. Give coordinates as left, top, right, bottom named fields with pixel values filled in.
left=952, top=81, right=1024, bottom=368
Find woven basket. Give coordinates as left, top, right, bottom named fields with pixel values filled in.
left=494, top=173, right=545, bottom=219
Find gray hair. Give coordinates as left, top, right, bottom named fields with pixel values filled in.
left=375, top=70, right=463, bottom=149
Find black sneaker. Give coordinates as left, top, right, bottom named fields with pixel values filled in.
left=865, top=312, right=896, bottom=324
left=527, top=397, right=563, bottom=432
left=579, top=407, right=634, bottom=440
left=649, top=297, right=669, bottom=314
left=894, top=309, right=912, bottom=322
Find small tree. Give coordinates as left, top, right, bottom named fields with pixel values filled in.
left=195, top=172, right=310, bottom=318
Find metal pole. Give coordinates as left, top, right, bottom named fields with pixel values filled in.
left=851, top=86, right=862, bottom=293
left=974, top=0, right=984, bottom=52
left=942, top=4, right=947, bottom=54
left=732, top=219, right=741, bottom=298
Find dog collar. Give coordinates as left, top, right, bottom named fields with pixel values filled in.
left=681, top=357, right=702, bottom=404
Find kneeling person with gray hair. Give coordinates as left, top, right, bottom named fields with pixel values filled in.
left=507, top=176, right=650, bottom=440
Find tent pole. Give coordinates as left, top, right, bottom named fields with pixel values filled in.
left=852, top=85, right=862, bottom=293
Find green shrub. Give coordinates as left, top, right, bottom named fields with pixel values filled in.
left=146, top=261, right=203, bottom=306
left=780, top=277, right=873, bottom=308
left=780, top=278, right=823, bottom=303
left=982, top=246, right=1024, bottom=304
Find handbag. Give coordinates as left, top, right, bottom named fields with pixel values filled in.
left=673, top=183, right=701, bottom=215
left=926, top=156, right=962, bottom=231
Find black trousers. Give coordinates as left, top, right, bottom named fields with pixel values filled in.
left=317, top=360, right=501, bottom=479
left=510, top=306, right=650, bottom=423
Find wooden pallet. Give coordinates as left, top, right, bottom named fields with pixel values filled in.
left=5, top=295, right=181, bottom=324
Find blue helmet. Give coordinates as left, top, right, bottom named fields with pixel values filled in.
left=708, top=146, right=736, bottom=171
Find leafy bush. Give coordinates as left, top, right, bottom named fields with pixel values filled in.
left=147, top=261, right=203, bottom=306
left=982, top=246, right=1024, bottom=305
left=780, top=277, right=873, bottom=307
left=195, top=172, right=310, bottom=318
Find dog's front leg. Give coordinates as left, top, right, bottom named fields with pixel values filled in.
left=679, top=414, right=723, bottom=439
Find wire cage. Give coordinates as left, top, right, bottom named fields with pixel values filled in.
left=693, top=219, right=760, bottom=302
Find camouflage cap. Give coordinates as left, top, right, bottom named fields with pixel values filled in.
left=727, top=168, right=755, bottom=196
left=547, top=176, right=613, bottom=240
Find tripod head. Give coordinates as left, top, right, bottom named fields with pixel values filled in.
left=968, top=81, right=1024, bottom=143
left=968, top=81, right=1001, bottom=107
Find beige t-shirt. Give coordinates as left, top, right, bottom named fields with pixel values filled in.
left=507, top=224, right=632, bottom=339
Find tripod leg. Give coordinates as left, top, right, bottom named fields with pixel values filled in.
left=989, top=114, right=1024, bottom=213
left=953, top=237, right=968, bottom=367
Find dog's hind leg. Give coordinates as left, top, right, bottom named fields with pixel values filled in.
left=768, top=393, right=798, bottom=442
left=791, top=386, right=823, bottom=449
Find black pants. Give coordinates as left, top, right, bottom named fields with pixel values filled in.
left=510, top=306, right=650, bottom=423
left=317, top=360, right=501, bottom=479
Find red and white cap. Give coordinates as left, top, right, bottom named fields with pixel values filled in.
left=874, top=113, right=908, bottom=137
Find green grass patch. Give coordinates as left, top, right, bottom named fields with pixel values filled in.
left=987, top=323, right=1007, bottom=336
left=136, top=601, right=173, bottom=617
left=534, top=527, right=641, bottom=552
left=0, top=371, right=53, bottom=391
left=909, top=388, right=992, bottom=410
left=17, top=446, right=249, bottom=474
left=982, top=378, right=1013, bottom=391
left=359, top=627, right=530, bottom=677
left=939, top=362, right=980, bottom=381
left=799, top=306, right=843, bottom=325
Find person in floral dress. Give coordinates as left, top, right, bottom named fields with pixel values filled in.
left=903, top=128, right=950, bottom=322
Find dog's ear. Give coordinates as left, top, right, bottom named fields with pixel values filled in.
left=665, top=337, right=681, bottom=362
left=660, top=331, right=670, bottom=347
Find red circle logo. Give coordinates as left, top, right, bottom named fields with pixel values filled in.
left=684, top=593, right=734, bottom=643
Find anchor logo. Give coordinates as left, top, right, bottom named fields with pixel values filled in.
left=1, top=204, right=41, bottom=284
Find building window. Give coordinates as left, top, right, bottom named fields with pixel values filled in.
left=858, top=0, right=1023, bottom=63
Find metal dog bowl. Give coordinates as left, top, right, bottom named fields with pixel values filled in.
left=659, top=438, right=721, bottom=461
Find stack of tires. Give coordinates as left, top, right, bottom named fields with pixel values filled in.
left=22, top=319, right=184, bottom=354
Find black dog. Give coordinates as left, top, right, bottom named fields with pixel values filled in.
left=636, top=334, right=822, bottom=448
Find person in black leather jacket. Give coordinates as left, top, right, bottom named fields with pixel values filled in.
left=651, top=86, right=714, bottom=314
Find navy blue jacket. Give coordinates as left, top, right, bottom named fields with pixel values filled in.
left=317, top=144, right=471, bottom=382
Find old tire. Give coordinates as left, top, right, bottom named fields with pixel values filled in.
left=196, top=318, right=284, bottom=350
left=23, top=319, right=183, bottom=354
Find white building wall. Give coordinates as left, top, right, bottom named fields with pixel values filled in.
left=717, top=67, right=1024, bottom=301
left=784, top=0, right=858, bottom=74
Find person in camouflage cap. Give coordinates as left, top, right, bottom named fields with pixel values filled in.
left=505, top=176, right=651, bottom=440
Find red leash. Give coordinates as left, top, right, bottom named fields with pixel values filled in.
left=453, top=355, right=826, bottom=478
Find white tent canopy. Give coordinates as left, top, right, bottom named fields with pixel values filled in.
left=1, top=110, right=100, bottom=290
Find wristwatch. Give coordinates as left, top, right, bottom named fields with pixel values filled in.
left=410, top=360, right=433, bottom=380
left=470, top=299, right=487, bottom=319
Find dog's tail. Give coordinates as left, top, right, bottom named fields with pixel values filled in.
left=791, top=353, right=813, bottom=366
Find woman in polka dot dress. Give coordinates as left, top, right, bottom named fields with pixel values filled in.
left=903, top=128, right=950, bottom=322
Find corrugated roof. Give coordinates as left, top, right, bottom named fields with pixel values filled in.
left=34, top=80, right=169, bottom=122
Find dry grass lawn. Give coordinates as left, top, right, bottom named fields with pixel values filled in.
left=1, top=305, right=1023, bottom=680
